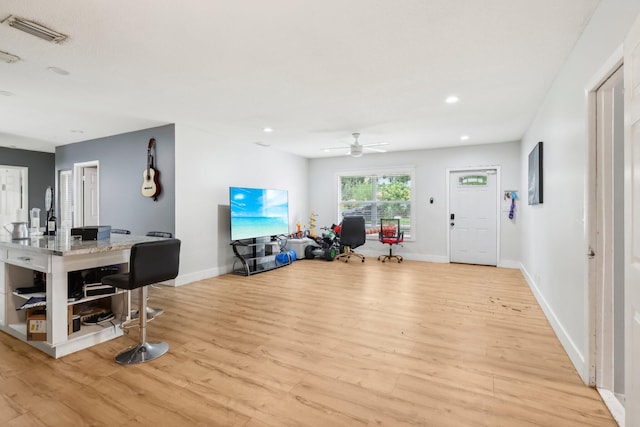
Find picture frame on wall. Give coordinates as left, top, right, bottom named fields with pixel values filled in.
left=528, top=141, right=543, bottom=205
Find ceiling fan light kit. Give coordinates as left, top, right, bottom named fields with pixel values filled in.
left=322, top=132, right=389, bottom=157
left=2, top=15, right=68, bottom=43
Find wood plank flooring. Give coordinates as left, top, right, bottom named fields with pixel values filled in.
left=0, top=260, right=615, bottom=426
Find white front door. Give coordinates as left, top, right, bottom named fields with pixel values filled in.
left=0, top=166, right=28, bottom=231
left=449, top=169, right=498, bottom=266
left=82, top=166, right=99, bottom=226
left=624, top=14, right=640, bottom=426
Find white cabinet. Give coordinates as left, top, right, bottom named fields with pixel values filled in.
left=0, top=238, right=135, bottom=358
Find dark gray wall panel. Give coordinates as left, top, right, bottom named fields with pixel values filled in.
left=55, top=124, right=175, bottom=236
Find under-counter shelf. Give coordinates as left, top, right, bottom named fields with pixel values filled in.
left=8, top=322, right=26, bottom=337
left=12, top=292, right=46, bottom=300
left=67, top=321, right=120, bottom=341
left=67, top=287, right=127, bottom=306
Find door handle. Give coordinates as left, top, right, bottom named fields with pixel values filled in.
left=588, top=247, right=595, bottom=258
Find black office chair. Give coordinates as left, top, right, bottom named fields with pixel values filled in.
left=111, top=229, right=131, bottom=235
left=335, top=216, right=366, bottom=263
left=102, top=239, right=181, bottom=365
left=146, top=231, right=173, bottom=238
left=378, top=218, right=404, bottom=263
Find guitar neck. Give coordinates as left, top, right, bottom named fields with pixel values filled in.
left=146, top=138, right=156, bottom=177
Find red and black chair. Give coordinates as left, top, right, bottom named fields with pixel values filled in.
left=378, top=218, right=404, bottom=263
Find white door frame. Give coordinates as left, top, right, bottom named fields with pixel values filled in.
left=0, top=165, right=28, bottom=222
left=73, top=160, right=99, bottom=227
left=585, top=45, right=625, bottom=423
left=446, top=166, right=501, bottom=266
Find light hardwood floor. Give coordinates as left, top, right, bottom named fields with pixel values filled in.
left=0, top=260, right=615, bottom=426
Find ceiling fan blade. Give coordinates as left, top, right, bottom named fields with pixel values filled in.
left=362, top=142, right=389, bottom=148
left=320, top=145, right=350, bottom=152
left=364, top=146, right=387, bottom=153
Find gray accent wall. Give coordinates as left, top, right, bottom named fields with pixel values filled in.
left=0, top=147, right=55, bottom=226
left=55, top=124, right=175, bottom=236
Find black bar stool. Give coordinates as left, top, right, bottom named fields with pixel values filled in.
left=102, top=238, right=181, bottom=365
left=139, top=231, right=174, bottom=318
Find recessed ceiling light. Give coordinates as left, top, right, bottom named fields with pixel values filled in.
left=460, top=135, right=470, bottom=141
left=445, top=95, right=459, bottom=104
left=0, top=90, right=14, bottom=96
left=47, top=66, right=70, bottom=75
left=0, top=50, right=20, bottom=64
left=263, top=127, right=273, bottom=133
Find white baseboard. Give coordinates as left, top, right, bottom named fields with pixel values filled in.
left=174, top=265, right=229, bottom=286
left=408, top=253, right=449, bottom=263
left=520, top=263, right=587, bottom=382
left=598, top=388, right=625, bottom=427
left=498, top=259, right=520, bottom=269
left=358, top=249, right=449, bottom=263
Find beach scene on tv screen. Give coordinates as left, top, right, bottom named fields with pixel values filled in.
left=230, top=187, right=289, bottom=240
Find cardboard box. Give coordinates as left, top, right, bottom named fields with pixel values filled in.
left=26, top=308, right=47, bottom=341
left=68, top=305, right=73, bottom=335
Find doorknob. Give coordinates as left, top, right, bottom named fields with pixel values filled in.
left=588, top=247, right=595, bottom=258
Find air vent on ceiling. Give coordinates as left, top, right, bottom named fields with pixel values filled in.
left=0, top=49, right=20, bottom=63
left=2, top=15, right=67, bottom=43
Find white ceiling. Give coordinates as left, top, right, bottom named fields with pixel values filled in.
left=0, top=0, right=600, bottom=158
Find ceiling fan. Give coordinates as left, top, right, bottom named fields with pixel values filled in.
left=322, top=133, right=388, bottom=157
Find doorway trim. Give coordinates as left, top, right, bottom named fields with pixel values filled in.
left=585, top=45, right=625, bottom=424
left=73, top=160, right=100, bottom=227
left=446, top=165, right=501, bottom=266
left=0, top=165, right=28, bottom=223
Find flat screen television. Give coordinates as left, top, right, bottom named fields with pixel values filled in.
left=229, top=187, right=289, bottom=241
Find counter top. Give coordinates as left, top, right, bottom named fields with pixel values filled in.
left=0, top=233, right=164, bottom=256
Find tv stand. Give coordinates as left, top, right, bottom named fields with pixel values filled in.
left=231, top=237, right=290, bottom=276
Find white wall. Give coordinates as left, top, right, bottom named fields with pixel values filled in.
left=308, top=141, right=521, bottom=266
left=520, top=0, right=640, bottom=382
left=174, top=124, right=309, bottom=285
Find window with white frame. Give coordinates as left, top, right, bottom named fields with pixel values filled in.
left=337, top=169, right=414, bottom=238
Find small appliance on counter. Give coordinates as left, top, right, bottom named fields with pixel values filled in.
left=3, top=221, right=29, bottom=240
left=70, top=226, right=112, bottom=241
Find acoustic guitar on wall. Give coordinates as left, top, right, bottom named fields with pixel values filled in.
left=141, top=137, right=161, bottom=201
